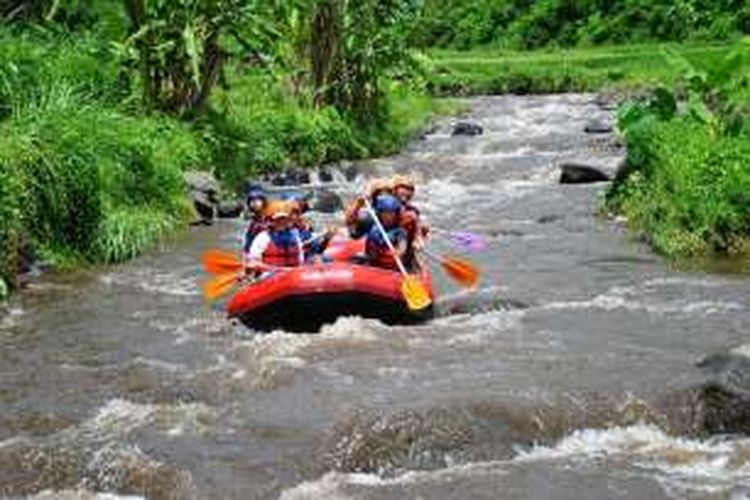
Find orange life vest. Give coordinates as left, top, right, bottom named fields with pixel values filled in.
left=262, top=232, right=302, bottom=267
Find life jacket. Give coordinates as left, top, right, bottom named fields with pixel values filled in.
left=399, top=205, right=420, bottom=239
left=365, top=225, right=405, bottom=269
left=243, top=218, right=268, bottom=253
left=263, top=229, right=303, bottom=267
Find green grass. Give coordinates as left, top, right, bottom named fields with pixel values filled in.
left=426, top=42, right=734, bottom=95
left=606, top=116, right=750, bottom=257
left=0, top=30, right=456, bottom=289
left=203, top=70, right=460, bottom=191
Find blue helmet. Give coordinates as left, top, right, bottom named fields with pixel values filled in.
left=245, top=183, right=267, bottom=202
left=374, top=194, right=402, bottom=213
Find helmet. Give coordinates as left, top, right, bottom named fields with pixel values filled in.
left=366, top=178, right=391, bottom=199
left=282, top=191, right=310, bottom=213
left=374, top=194, right=402, bottom=213
left=265, top=200, right=294, bottom=220
left=245, top=183, right=267, bottom=201
left=391, top=174, right=415, bottom=191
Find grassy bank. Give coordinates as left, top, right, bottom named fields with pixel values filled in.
left=0, top=29, right=451, bottom=291
left=605, top=42, right=750, bottom=258
left=426, top=42, right=734, bottom=95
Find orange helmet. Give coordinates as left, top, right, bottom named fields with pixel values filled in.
left=391, top=174, right=416, bottom=191
left=264, top=200, right=295, bottom=220
left=366, top=178, right=391, bottom=199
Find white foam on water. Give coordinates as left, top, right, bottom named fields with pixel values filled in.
left=642, top=276, right=736, bottom=289
left=30, top=490, right=144, bottom=500
left=100, top=269, right=199, bottom=297
left=0, top=304, right=24, bottom=329
left=517, top=424, right=750, bottom=494
left=234, top=316, right=386, bottom=388
left=282, top=424, right=750, bottom=499
left=731, top=344, right=750, bottom=359
left=436, top=309, right=525, bottom=347
left=543, top=284, right=744, bottom=316
left=74, top=399, right=215, bottom=441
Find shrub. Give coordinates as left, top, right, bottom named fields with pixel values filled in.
left=609, top=117, right=750, bottom=256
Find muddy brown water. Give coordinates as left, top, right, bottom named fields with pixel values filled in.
left=2, top=95, right=750, bottom=499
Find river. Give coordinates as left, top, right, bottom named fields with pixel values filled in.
left=2, top=94, right=750, bottom=499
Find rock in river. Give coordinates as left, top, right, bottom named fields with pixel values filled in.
left=311, top=189, right=343, bottom=214
left=452, top=121, right=484, bottom=136
left=559, top=163, right=611, bottom=184
left=584, top=119, right=613, bottom=134
left=694, top=348, right=750, bottom=434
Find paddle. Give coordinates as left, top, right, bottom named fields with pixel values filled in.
left=421, top=249, right=481, bottom=289
left=203, top=271, right=243, bottom=301
left=432, top=228, right=488, bottom=253
left=203, top=249, right=243, bottom=274
left=363, top=198, right=432, bottom=311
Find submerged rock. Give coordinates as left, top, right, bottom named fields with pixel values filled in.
left=559, top=163, right=611, bottom=184
left=452, top=121, right=484, bottom=137
left=695, top=349, right=750, bottom=434
left=584, top=119, right=613, bottom=134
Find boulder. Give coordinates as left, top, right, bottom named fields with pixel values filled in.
left=695, top=349, right=750, bottom=434
left=452, top=121, right=484, bottom=137
left=319, top=168, right=334, bottom=183
left=270, top=168, right=311, bottom=187
left=183, top=170, right=220, bottom=197
left=559, top=163, right=610, bottom=184
left=190, top=190, right=215, bottom=222
left=312, top=189, right=343, bottom=214
left=217, top=200, right=244, bottom=219
left=184, top=171, right=220, bottom=223
left=344, top=163, right=361, bottom=182
left=584, top=119, right=613, bottom=134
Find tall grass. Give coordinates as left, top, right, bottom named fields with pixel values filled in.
left=0, top=30, right=207, bottom=283
left=607, top=117, right=750, bottom=257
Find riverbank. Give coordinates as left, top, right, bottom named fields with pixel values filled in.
left=0, top=29, right=456, bottom=295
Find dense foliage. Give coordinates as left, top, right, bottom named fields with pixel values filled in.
left=607, top=43, right=750, bottom=256
left=0, top=0, right=439, bottom=289
left=414, top=0, right=750, bottom=49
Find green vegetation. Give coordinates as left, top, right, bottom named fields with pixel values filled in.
left=607, top=43, right=750, bottom=257
left=0, top=0, right=443, bottom=289
left=427, top=42, right=733, bottom=95
left=2, top=0, right=748, bottom=289
left=414, top=0, right=749, bottom=50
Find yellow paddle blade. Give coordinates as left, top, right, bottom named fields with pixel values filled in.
left=202, top=249, right=243, bottom=274
left=401, top=275, right=432, bottom=311
left=441, top=255, right=481, bottom=289
left=203, top=272, right=241, bottom=301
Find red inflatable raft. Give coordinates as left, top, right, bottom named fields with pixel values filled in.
left=226, top=236, right=434, bottom=332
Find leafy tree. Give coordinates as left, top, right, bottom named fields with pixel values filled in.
left=305, top=0, right=421, bottom=126
left=119, top=0, right=280, bottom=115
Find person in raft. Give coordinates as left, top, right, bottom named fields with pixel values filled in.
left=365, top=194, right=408, bottom=270
left=245, top=201, right=332, bottom=273
left=344, top=178, right=392, bottom=239
left=242, top=183, right=269, bottom=257
left=390, top=174, right=429, bottom=266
